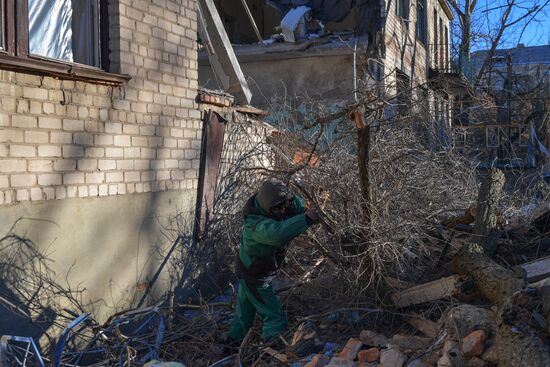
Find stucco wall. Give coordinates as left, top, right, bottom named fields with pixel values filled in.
left=0, top=190, right=194, bottom=323
left=0, top=0, right=201, bottom=330
left=199, top=52, right=355, bottom=107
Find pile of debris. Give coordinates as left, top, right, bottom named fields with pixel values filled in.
left=2, top=171, right=550, bottom=367
left=2, top=116, right=550, bottom=366
left=200, top=169, right=550, bottom=367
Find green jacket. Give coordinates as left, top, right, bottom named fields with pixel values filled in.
left=238, top=195, right=310, bottom=278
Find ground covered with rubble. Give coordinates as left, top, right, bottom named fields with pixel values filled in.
left=149, top=110, right=550, bottom=366
left=2, top=104, right=550, bottom=367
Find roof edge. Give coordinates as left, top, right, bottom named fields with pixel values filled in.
left=438, top=0, right=455, bottom=20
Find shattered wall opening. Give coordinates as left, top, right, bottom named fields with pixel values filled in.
left=213, top=0, right=362, bottom=45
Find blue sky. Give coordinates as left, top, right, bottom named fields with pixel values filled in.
left=469, top=0, right=550, bottom=50
left=520, top=18, right=550, bottom=46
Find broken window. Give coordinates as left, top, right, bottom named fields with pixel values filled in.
left=396, top=0, right=410, bottom=19
left=28, top=0, right=101, bottom=67
left=415, top=0, right=427, bottom=44
left=455, top=129, right=467, bottom=148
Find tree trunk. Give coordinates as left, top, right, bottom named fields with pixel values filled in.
left=458, top=13, right=471, bottom=74
left=452, top=170, right=522, bottom=303
left=452, top=169, right=550, bottom=366
left=353, top=109, right=372, bottom=226
left=473, top=169, right=504, bottom=238
left=452, top=241, right=525, bottom=303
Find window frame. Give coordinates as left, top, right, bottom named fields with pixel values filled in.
left=0, top=0, right=5, bottom=50
left=0, top=0, right=128, bottom=85
left=433, top=10, right=438, bottom=68
left=415, top=0, right=427, bottom=44
left=396, top=0, right=410, bottom=20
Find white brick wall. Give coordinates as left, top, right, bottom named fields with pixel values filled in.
left=0, top=0, right=200, bottom=204
left=383, top=0, right=452, bottom=87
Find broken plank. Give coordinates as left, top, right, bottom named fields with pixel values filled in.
left=197, top=0, right=252, bottom=104
left=262, top=347, right=288, bottom=363
left=520, top=256, right=550, bottom=283
left=408, top=316, right=440, bottom=338
left=391, top=275, right=469, bottom=308
left=385, top=276, right=416, bottom=290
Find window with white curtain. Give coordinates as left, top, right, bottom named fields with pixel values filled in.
left=28, top=0, right=100, bottom=67
left=0, top=1, right=126, bottom=84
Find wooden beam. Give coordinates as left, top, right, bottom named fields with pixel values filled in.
left=408, top=316, right=440, bottom=338
left=520, top=256, right=550, bottom=283
left=263, top=347, right=288, bottom=363
left=391, top=275, right=469, bottom=308
left=193, top=110, right=227, bottom=240
left=15, top=0, right=29, bottom=57
left=197, top=0, right=252, bottom=104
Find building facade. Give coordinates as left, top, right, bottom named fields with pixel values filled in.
left=0, top=0, right=202, bottom=330
left=198, top=0, right=455, bottom=140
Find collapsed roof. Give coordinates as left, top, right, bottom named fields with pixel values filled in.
left=268, top=0, right=379, bottom=35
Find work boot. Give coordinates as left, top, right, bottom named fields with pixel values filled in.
left=287, top=338, right=323, bottom=357
left=263, top=336, right=288, bottom=352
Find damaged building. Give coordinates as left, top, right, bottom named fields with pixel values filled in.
left=199, top=0, right=456, bottom=145
left=0, top=0, right=274, bottom=341
left=0, top=0, right=458, bottom=337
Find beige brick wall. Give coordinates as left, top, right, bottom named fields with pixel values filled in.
left=383, top=0, right=452, bottom=89
left=0, top=0, right=201, bottom=206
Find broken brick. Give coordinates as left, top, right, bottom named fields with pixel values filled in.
left=338, top=338, right=363, bottom=360
left=359, top=330, right=388, bottom=347
left=305, top=354, right=331, bottom=367
left=461, top=330, right=486, bottom=358
left=358, top=348, right=380, bottom=363
left=380, top=346, right=407, bottom=367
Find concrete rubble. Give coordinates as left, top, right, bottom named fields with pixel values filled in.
left=3, top=184, right=550, bottom=367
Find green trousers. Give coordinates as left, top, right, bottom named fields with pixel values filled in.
left=228, top=279, right=288, bottom=341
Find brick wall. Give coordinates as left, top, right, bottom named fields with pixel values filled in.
left=0, top=0, right=200, bottom=205
left=383, top=0, right=452, bottom=88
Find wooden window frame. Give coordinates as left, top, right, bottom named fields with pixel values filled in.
left=0, top=0, right=129, bottom=85
left=433, top=10, right=438, bottom=69
left=415, top=0, right=427, bottom=45
left=396, top=0, right=410, bottom=20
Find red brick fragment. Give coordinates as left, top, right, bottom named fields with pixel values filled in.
left=358, top=347, right=380, bottom=363
left=304, top=353, right=330, bottom=367
left=338, top=338, right=363, bottom=360
left=461, top=330, right=486, bottom=357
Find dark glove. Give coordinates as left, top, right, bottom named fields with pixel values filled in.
left=305, top=207, right=323, bottom=225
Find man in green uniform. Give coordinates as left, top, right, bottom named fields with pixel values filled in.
left=227, top=178, right=322, bottom=346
